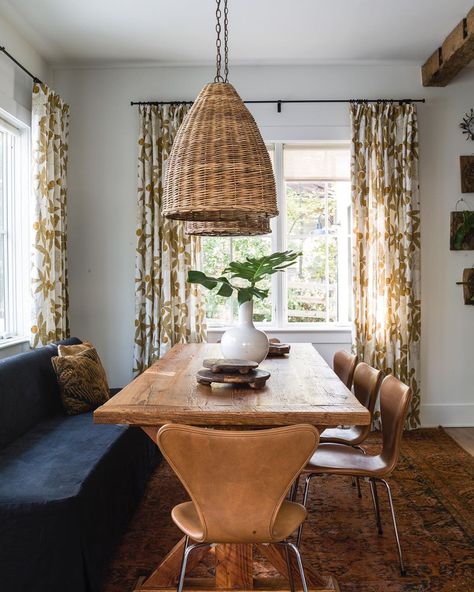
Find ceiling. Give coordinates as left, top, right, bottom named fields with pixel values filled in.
left=1, top=0, right=473, bottom=66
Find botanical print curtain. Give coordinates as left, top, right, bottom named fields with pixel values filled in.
left=350, top=102, right=421, bottom=428
left=133, top=105, right=206, bottom=374
left=31, top=83, right=70, bottom=347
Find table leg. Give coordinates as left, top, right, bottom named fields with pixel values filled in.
left=137, top=536, right=210, bottom=588
left=256, top=544, right=339, bottom=592
left=215, top=544, right=253, bottom=589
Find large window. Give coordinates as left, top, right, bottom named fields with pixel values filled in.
left=0, top=114, right=29, bottom=340
left=202, top=143, right=351, bottom=328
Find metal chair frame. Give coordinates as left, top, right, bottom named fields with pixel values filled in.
left=295, top=473, right=406, bottom=576
left=176, top=536, right=309, bottom=592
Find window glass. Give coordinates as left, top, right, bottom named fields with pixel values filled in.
left=201, top=143, right=351, bottom=328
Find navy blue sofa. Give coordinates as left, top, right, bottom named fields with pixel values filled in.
left=0, top=338, right=161, bottom=592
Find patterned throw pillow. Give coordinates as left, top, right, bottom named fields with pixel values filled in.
left=52, top=347, right=110, bottom=415
left=57, top=341, right=93, bottom=357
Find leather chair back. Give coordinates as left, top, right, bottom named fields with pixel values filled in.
left=353, top=362, right=383, bottom=410
left=333, top=350, right=358, bottom=389
left=157, top=424, right=319, bottom=543
left=380, top=375, right=412, bottom=472
left=353, top=362, right=383, bottom=435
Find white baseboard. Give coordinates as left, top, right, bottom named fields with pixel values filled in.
left=421, top=404, right=474, bottom=428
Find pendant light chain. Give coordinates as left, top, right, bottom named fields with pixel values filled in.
left=214, top=0, right=229, bottom=83
left=224, top=0, right=229, bottom=82
left=214, top=0, right=223, bottom=82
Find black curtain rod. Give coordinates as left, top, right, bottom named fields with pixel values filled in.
left=131, top=97, right=425, bottom=113
left=0, top=45, right=42, bottom=84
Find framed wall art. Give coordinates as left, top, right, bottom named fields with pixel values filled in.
left=460, top=155, right=474, bottom=193
left=450, top=208, right=474, bottom=250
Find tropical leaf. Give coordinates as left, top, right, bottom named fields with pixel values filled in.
left=224, top=250, right=301, bottom=284
left=188, top=250, right=300, bottom=304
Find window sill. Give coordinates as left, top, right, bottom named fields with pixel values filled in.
left=0, top=336, right=30, bottom=351
left=207, top=325, right=352, bottom=334
left=207, top=325, right=352, bottom=345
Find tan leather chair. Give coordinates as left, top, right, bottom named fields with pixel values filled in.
left=157, top=423, right=319, bottom=592
left=333, top=350, right=358, bottom=390
left=297, top=375, right=412, bottom=575
left=320, top=363, right=383, bottom=497
left=321, top=362, right=383, bottom=447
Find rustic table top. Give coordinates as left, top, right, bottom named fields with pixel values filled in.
left=93, top=343, right=370, bottom=428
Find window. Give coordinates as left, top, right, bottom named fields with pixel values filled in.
left=0, top=113, right=30, bottom=340
left=202, top=143, right=351, bottom=328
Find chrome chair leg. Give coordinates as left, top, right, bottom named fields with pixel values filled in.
left=296, top=474, right=314, bottom=548
left=379, top=479, right=406, bottom=576
left=177, top=536, right=190, bottom=592
left=369, top=479, right=383, bottom=534
left=352, top=447, right=365, bottom=499
left=287, top=542, right=309, bottom=592
left=289, top=475, right=300, bottom=502
left=356, top=477, right=362, bottom=498
left=284, top=543, right=296, bottom=592
left=177, top=537, right=211, bottom=592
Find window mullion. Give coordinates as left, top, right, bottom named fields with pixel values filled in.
left=272, top=143, right=286, bottom=328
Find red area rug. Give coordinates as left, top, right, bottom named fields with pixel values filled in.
left=102, top=428, right=474, bottom=592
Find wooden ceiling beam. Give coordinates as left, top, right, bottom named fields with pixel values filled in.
left=422, top=6, right=474, bottom=87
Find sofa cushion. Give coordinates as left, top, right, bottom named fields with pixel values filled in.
left=0, top=412, right=161, bottom=592
left=0, top=412, right=127, bottom=503
left=0, top=337, right=81, bottom=450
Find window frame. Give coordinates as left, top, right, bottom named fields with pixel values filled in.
left=0, top=109, right=31, bottom=343
left=204, top=140, right=353, bottom=334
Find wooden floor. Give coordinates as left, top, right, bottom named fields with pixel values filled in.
left=445, top=427, right=474, bottom=455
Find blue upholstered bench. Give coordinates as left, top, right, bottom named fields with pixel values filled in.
left=0, top=338, right=161, bottom=592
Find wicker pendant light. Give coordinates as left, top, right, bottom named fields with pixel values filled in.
left=162, top=0, right=277, bottom=231
left=185, top=214, right=271, bottom=236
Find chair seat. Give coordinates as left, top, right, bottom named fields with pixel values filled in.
left=319, top=426, right=365, bottom=446
left=304, top=443, right=389, bottom=478
left=172, top=500, right=307, bottom=543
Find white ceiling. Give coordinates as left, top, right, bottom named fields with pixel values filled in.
left=1, top=0, right=473, bottom=66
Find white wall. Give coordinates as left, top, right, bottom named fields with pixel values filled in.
left=0, top=13, right=50, bottom=123
left=52, top=62, right=474, bottom=426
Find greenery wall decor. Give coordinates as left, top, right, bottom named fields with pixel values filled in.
left=450, top=210, right=474, bottom=250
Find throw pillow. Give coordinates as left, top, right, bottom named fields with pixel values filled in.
left=58, top=341, right=95, bottom=356
left=52, top=347, right=110, bottom=415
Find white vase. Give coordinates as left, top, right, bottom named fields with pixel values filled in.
left=221, top=300, right=269, bottom=363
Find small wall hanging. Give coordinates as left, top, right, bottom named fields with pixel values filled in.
left=456, top=267, right=474, bottom=305
left=460, top=156, right=474, bottom=193
left=450, top=200, right=474, bottom=250
left=460, top=108, right=474, bottom=141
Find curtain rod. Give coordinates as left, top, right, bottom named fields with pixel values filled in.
left=131, top=98, right=425, bottom=113
left=0, top=45, right=43, bottom=84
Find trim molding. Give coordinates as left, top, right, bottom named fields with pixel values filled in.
left=421, top=403, right=474, bottom=428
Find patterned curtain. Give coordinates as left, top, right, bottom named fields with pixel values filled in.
left=133, top=105, right=206, bottom=374
left=31, top=83, right=70, bottom=347
left=350, top=102, right=421, bottom=428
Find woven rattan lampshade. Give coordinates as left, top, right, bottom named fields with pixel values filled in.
left=163, top=82, right=277, bottom=222
left=185, top=214, right=271, bottom=236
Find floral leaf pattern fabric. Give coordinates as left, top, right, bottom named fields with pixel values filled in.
left=31, top=83, right=70, bottom=347
left=350, top=102, right=421, bottom=428
left=134, top=105, right=206, bottom=374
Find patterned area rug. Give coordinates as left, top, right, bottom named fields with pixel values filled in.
left=102, top=428, right=474, bottom=592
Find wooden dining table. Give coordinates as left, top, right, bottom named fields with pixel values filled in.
left=94, top=343, right=370, bottom=592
